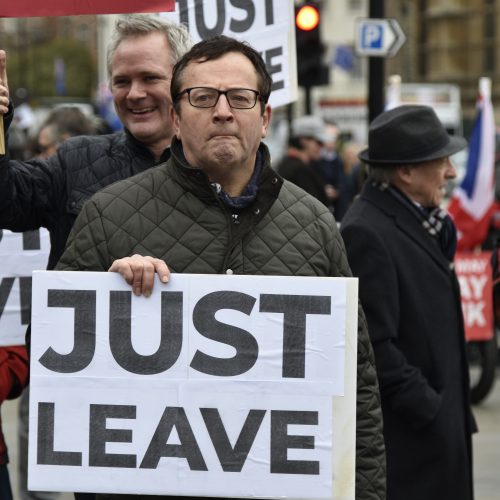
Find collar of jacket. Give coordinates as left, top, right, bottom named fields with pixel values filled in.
left=124, top=128, right=171, bottom=164
left=360, top=180, right=455, bottom=273
left=167, top=136, right=283, bottom=209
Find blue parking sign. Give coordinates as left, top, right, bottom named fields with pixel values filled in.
left=355, top=18, right=406, bottom=57
left=361, top=24, right=383, bottom=49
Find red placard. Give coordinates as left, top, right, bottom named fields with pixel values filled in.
left=455, top=251, right=494, bottom=341
left=0, top=0, right=174, bottom=18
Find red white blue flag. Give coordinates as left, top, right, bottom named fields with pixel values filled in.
left=0, top=0, right=174, bottom=18
left=448, top=77, right=496, bottom=250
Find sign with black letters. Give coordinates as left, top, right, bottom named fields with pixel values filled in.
left=0, top=228, right=50, bottom=346
left=29, top=271, right=357, bottom=499
left=162, top=0, right=298, bottom=108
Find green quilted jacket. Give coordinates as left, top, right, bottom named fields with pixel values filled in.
left=57, top=138, right=386, bottom=500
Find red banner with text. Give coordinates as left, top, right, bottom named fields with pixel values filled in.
left=0, top=0, right=174, bottom=18
left=455, top=252, right=494, bottom=341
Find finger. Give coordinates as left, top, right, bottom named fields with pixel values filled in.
left=151, top=258, right=170, bottom=283
left=0, top=50, right=8, bottom=88
left=140, top=261, right=156, bottom=298
left=128, top=260, right=146, bottom=296
left=108, top=259, right=134, bottom=285
left=130, top=255, right=167, bottom=296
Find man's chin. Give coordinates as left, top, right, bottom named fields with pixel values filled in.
left=127, top=124, right=157, bottom=140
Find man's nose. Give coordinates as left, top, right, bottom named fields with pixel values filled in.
left=445, top=158, right=457, bottom=179
left=213, top=94, right=234, bottom=119
left=127, top=80, right=146, bottom=99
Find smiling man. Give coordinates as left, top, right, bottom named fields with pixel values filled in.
left=340, top=105, right=475, bottom=500
left=57, top=36, right=386, bottom=500
left=0, top=15, right=192, bottom=500
left=0, top=14, right=192, bottom=269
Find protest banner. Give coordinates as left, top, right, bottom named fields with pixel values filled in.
left=29, top=271, right=357, bottom=499
left=455, top=251, right=494, bottom=341
left=162, top=0, right=298, bottom=108
left=0, top=0, right=175, bottom=17
left=0, top=228, right=50, bottom=346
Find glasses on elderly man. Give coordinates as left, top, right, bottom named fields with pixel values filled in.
left=175, top=87, right=261, bottom=110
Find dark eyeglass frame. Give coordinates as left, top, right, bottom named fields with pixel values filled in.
left=175, top=86, right=261, bottom=109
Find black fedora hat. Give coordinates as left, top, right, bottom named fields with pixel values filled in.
left=358, top=104, right=467, bottom=165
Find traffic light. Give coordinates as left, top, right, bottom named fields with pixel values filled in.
left=295, top=1, right=329, bottom=88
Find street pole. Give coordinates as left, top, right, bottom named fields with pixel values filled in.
left=305, top=86, right=312, bottom=115
left=368, top=0, right=384, bottom=123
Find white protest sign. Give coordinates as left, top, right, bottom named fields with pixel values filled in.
left=0, top=228, right=50, bottom=346
left=162, top=0, right=298, bottom=108
left=30, top=271, right=357, bottom=499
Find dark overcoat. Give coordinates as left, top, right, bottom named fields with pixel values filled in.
left=341, top=180, right=475, bottom=500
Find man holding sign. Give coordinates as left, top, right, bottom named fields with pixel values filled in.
left=57, top=36, right=385, bottom=500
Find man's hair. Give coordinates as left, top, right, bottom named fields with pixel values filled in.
left=288, top=136, right=304, bottom=149
left=367, top=164, right=400, bottom=183
left=171, top=35, right=272, bottom=115
left=106, top=14, right=192, bottom=78
left=40, top=106, right=95, bottom=143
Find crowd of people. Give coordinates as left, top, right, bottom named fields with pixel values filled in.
left=276, top=114, right=364, bottom=221
left=0, top=12, right=476, bottom=500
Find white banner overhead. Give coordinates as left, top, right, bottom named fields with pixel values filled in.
left=162, top=0, right=298, bottom=108
left=30, top=271, right=357, bottom=499
left=0, top=228, right=50, bottom=346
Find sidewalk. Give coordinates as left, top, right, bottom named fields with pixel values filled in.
left=472, top=372, right=500, bottom=500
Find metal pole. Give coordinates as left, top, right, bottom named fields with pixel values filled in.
left=368, top=0, right=385, bottom=123
left=305, top=86, right=312, bottom=115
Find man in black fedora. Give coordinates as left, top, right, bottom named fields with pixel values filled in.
left=340, top=105, right=475, bottom=500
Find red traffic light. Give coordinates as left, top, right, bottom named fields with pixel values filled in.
left=296, top=5, right=320, bottom=31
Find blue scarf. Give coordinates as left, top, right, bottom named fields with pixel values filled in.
left=210, top=151, right=263, bottom=209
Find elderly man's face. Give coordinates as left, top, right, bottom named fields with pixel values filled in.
left=404, top=156, right=457, bottom=207
left=110, top=32, right=174, bottom=157
left=172, top=51, right=271, bottom=186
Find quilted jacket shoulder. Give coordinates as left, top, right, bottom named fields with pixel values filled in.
left=0, top=126, right=164, bottom=268
left=58, top=139, right=386, bottom=500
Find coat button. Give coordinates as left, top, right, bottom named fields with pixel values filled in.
left=253, top=208, right=260, bottom=215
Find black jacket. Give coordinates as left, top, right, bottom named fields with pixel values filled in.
left=275, top=155, right=329, bottom=207
left=0, top=106, right=169, bottom=269
left=341, top=180, right=475, bottom=500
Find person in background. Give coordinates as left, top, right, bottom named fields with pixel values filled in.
left=339, top=140, right=365, bottom=207
left=275, top=115, right=330, bottom=207
left=35, top=106, right=96, bottom=158
left=0, top=13, right=193, bottom=500
left=313, top=120, right=347, bottom=217
left=57, top=34, right=386, bottom=500
left=341, top=105, right=475, bottom=500
left=0, top=345, right=28, bottom=500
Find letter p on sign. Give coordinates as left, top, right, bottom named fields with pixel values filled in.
left=362, top=25, right=382, bottom=49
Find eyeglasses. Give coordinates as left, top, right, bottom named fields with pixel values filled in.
left=175, top=87, right=261, bottom=109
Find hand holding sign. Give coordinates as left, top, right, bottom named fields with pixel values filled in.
left=0, top=50, right=8, bottom=154
left=108, top=254, right=170, bottom=297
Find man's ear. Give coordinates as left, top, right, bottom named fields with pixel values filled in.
left=395, top=165, right=413, bottom=185
left=171, top=106, right=181, bottom=139
left=261, top=104, right=272, bottom=138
